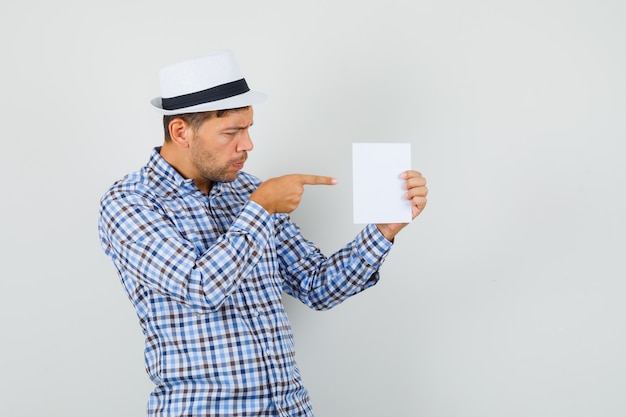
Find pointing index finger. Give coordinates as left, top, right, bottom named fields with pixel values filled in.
left=298, top=174, right=338, bottom=186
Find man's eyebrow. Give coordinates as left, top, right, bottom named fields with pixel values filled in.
left=223, top=122, right=254, bottom=131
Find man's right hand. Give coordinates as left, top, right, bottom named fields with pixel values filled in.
left=249, top=174, right=338, bottom=214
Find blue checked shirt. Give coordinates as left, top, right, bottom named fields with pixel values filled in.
left=98, top=148, right=393, bottom=416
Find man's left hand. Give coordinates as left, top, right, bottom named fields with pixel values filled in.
left=376, top=170, right=428, bottom=241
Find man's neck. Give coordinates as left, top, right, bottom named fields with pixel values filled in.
left=159, top=143, right=213, bottom=194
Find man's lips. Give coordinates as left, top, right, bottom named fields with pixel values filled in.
left=232, top=158, right=246, bottom=169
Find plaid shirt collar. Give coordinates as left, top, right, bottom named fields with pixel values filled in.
left=147, top=146, right=198, bottom=192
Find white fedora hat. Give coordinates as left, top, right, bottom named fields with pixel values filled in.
left=150, top=50, right=267, bottom=115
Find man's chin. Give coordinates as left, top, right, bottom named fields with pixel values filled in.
left=218, top=172, right=240, bottom=183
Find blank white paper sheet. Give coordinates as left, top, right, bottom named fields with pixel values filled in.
left=352, top=143, right=412, bottom=224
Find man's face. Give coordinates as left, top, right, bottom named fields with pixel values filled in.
left=188, top=107, right=254, bottom=184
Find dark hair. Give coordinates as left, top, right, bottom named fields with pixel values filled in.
left=163, top=106, right=249, bottom=141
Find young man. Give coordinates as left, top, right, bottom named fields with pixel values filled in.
left=98, top=50, right=428, bottom=416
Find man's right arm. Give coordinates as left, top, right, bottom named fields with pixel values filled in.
left=98, top=190, right=273, bottom=314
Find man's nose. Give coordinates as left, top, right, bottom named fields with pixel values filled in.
left=237, top=131, right=254, bottom=152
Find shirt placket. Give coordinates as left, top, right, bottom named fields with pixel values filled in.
left=254, top=302, right=292, bottom=417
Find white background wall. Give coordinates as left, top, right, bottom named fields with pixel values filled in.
left=1, top=1, right=625, bottom=416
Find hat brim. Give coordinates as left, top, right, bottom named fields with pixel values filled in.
left=150, top=90, right=267, bottom=115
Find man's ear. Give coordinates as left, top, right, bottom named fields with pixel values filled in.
left=168, top=118, right=192, bottom=148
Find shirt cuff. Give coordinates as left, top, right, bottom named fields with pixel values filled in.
left=356, top=224, right=393, bottom=268
left=230, top=200, right=274, bottom=245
